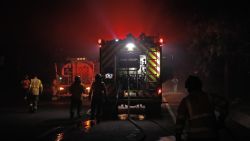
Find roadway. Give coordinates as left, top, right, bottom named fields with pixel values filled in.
left=0, top=92, right=249, bottom=141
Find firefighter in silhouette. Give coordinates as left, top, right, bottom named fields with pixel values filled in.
left=29, top=74, right=43, bottom=113
left=69, top=76, right=85, bottom=119
left=51, top=78, right=59, bottom=100
left=21, top=75, right=31, bottom=101
left=89, top=73, right=107, bottom=122
left=175, top=75, right=218, bottom=141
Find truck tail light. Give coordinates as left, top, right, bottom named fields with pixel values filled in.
left=86, top=87, right=90, bottom=92
left=59, top=87, right=65, bottom=91
left=157, top=88, right=162, bottom=95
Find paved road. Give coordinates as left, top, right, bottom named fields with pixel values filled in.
left=0, top=96, right=175, bottom=141
left=0, top=99, right=79, bottom=141
left=1, top=93, right=250, bottom=141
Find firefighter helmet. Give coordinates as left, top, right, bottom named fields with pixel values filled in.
left=75, top=75, right=81, bottom=83
left=185, top=75, right=202, bottom=90
left=95, top=73, right=103, bottom=81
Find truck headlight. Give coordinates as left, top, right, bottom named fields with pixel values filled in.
left=59, top=87, right=65, bottom=91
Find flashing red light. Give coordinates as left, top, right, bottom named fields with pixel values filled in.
left=59, top=87, right=65, bottom=91
left=98, top=39, right=102, bottom=48
left=98, top=39, right=102, bottom=44
left=159, top=38, right=163, bottom=44
left=157, top=88, right=162, bottom=95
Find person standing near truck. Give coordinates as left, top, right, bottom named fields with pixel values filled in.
left=89, top=74, right=107, bottom=123
left=51, top=78, right=59, bottom=101
left=21, top=75, right=31, bottom=109
left=69, top=76, right=85, bottom=119
left=175, top=75, right=218, bottom=141
left=21, top=75, right=31, bottom=100
left=29, top=74, right=43, bottom=113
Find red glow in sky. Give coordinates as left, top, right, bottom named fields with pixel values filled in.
left=3, top=0, right=248, bottom=81
left=29, top=0, right=185, bottom=59
left=7, top=0, right=187, bottom=60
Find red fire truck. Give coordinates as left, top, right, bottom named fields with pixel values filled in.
left=55, top=57, right=95, bottom=97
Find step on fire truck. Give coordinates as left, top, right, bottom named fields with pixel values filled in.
left=99, top=33, right=164, bottom=118
left=55, top=57, right=95, bottom=98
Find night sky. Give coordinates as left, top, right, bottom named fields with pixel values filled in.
left=2, top=0, right=184, bottom=58
left=1, top=0, right=249, bottom=84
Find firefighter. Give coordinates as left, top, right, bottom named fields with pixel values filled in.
left=51, top=78, right=59, bottom=101
left=29, top=74, right=43, bottom=113
left=21, top=75, right=31, bottom=101
left=69, top=76, right=85, bottom=119
left=89, top=73, right=107, bottom=122
left=175, top=75, right=218, bottom=141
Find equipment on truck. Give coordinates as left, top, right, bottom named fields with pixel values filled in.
left=99, top=33, right=164, bottom=117
left=55, top=57, right=95, bottom=97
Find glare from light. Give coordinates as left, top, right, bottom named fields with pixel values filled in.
left=126, top=43, right=135, bottom=51
left=98, top=39, right=102, bottom=48
left=157, top=52, right=160, bottom=77
left=98, top=39, right=102, bottom=44
left=55, top=132, right=64, bottom=141
left=159, top=38, right=163, bottom=44
left=118, top=114, right=128, bottom=120
left=124, top=92, right=128, bottom=97
left=82, top=120, right=93, bottom=133
left=138, top=115, right=145, bottom=120
left=158, top=88, right=162, bottom=95
left=115, top=39, right=119, bottom=42
left=59, top=87, right=64, bottom=91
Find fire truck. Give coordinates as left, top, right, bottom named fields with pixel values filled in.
left=55, top=57, right=95, bottom=97
left=99, top=33, right=163, bottom=117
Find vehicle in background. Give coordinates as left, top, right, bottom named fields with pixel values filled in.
left=55, top=57, right=95, bottom=98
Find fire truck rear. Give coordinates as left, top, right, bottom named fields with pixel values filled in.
left=99, top=33, right=163, bottom=117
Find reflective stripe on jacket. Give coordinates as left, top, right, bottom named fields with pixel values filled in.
left=176, top=91, right=218, bottom=139
left=186, top=95, right=218, bottom=138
